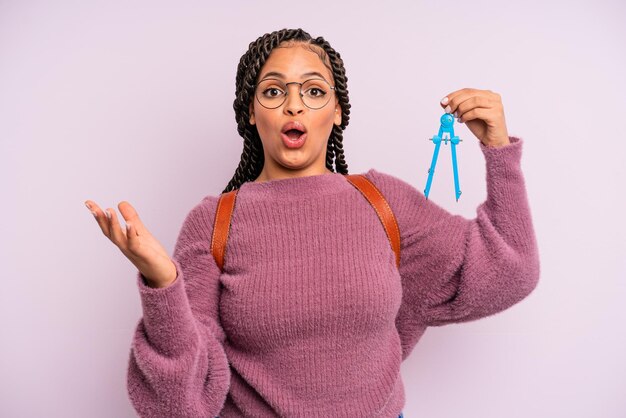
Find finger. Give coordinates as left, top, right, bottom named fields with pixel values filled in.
left=455, top=96, right=494, bottom=120
left=447, top=90, right=491, bottom=117
left=441, top=88, right=491, bottom=114
left=126, top=220, right=137, bottom=236
left=107, top=207, right=129, bottom=248
left=125, top=221, right=139, bottom=251
left=118, top=201, right=148, bottom=236
left=458, top=107, right=493, bottom=125
left=440, top=88, right=476, bottom=112
left=85, top=200, right=111, bottom=237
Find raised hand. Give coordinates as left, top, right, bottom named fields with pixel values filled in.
left=84, top=200, right=177, bottom=288
left=440, top=88, right=511, bottom=148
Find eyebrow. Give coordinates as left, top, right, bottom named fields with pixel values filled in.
left=259, top=71, right=329, bottom=82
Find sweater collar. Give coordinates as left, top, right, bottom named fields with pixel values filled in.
left=238, top=171, right=352, bottom=201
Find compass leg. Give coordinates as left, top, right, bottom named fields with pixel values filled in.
left=450, top=142, right=462, bottom=201
left=424, top=140, right=442, bottom=199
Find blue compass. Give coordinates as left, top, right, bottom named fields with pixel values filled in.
left=424, top=113, right=463, bottom=201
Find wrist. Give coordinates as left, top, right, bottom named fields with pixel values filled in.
left=484, top=137, right=511, bottom=148
left=142, top=263, right=178, bottom=289
left=145, top=276, right=176, bottom=289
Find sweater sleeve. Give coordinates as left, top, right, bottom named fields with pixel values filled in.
left=365, top=136, right=540, bottom=332
left=126, top=196, right=230, bottom=418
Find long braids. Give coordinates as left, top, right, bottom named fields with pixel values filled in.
left=222, top=28, right=351, bottom=194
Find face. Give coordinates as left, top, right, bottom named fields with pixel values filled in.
left=249, top=43, right=342, bottom=182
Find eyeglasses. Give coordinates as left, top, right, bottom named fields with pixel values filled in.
left=254, top=78, right=336, bottom=110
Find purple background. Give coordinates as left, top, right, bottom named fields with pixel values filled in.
left=1, top=0, right=624, bottom=416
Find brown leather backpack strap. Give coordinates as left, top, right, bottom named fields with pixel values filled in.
left=211, top=189, right=238, bottom=272
left=344, top=174, right=401, bottom=268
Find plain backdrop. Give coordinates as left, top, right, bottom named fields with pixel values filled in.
left=1, top=0, right=624, bottom=417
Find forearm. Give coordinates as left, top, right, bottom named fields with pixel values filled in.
left=421, top=136, right=540, bottom=325
left=127, top=258, right=230, bottom=417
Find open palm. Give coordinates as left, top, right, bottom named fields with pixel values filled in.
left=85, top=200, right=177, bottom=288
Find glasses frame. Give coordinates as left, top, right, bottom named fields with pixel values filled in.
left=254, top=77, right=337, bottom=110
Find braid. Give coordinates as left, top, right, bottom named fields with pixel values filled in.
left=311, top=36, right=351, bottom=175
left=223, top=28, right=351, bottom=193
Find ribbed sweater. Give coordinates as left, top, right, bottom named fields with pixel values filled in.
left=126, top=136, right=540, bottom=418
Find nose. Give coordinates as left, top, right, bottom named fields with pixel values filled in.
left=283, top=84, right=305, bottom=116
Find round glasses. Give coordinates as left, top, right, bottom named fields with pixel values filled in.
left=254, top=78, right=336, bottom=110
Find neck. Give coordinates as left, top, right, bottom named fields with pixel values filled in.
left=254, top=166, right=334, bottom=183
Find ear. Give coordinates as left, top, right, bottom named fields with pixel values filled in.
left=333, top=100, right=341, bottom=126
left=249, top=102, right=256, bottom=125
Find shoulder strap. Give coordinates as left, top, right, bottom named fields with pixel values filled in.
left=211, top=174, right=401, bottom=272
left=210, top=189, right=237, bottom=273
left=344, top=174, right=401, bottom=268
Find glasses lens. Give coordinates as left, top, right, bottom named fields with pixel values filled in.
left=300, top=79, right=332, bottom=109
left=255, top=78, right=333, bottom=109
left=256, top=79, right=286, bottom=109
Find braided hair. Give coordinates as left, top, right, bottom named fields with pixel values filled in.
left=222, top=28, right=352, bottom=193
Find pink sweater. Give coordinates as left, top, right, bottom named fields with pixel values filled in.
left=126, top=136, right=540, bottom=417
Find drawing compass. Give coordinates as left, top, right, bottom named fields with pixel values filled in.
left=424, top=113, right=463, bottom=201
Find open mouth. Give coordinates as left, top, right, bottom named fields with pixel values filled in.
left=280, top=121, right=308, bottom=148
left=284, top=129, right=305, bottom=140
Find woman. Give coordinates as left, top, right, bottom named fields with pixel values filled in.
left=85, top=28, right=539, bottom=418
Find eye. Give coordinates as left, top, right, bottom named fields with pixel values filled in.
left=262, top=87, right=285, bottom=98
left=304, top=86, right=327, bottom=98
left=308, top=88, right=325, bottom=97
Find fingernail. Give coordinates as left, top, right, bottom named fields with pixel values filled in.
left=105, top=209, right=111, bottom=219
left=126, top=222, right=132, bottom=230
left=453, top=111, right=458, bottom=118
left=441, top=97, right=449, bottom=105
left=85, top=202, right=92, bottom=210
left=444, top=105, right=451, bottom=113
